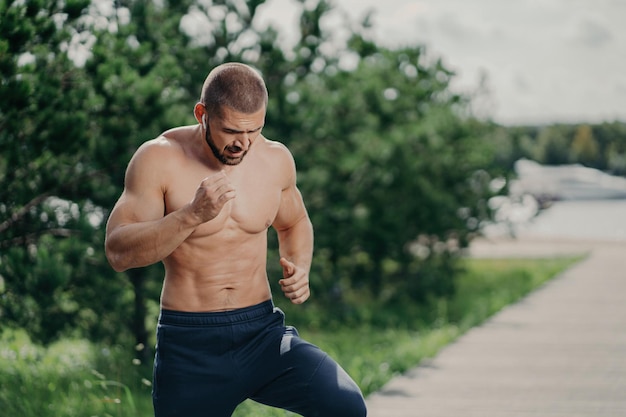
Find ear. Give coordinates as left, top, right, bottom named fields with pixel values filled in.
left=193, top=102, right=206, bottom=127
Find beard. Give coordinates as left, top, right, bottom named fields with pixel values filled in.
left=205, top=129, right=248, bottom=166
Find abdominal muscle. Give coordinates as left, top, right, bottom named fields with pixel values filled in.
left=159, top=230, right=273, bottom=312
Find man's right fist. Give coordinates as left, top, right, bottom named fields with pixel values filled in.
left=189, top=171, right=236, bottom=223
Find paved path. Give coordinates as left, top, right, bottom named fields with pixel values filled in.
left=366, top=238, right=626, bottom=417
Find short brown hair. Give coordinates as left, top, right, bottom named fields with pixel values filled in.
left=200, top=63, right=268, bottom=118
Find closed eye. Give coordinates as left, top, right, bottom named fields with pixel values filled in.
left=223, top=126, right=263, bottom=135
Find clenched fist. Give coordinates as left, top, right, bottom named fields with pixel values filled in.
left=279, top=257, right=310, bottom=304
left=188, top=171, right=236, bottom=224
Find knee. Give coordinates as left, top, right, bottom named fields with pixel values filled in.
left=317, top=387, right=367, bottom=417
left=342, top=391, right=367, bottom=417
left=308, top=354, right=367, bottom=416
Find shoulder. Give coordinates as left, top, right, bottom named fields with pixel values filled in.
left=262, top=138, right=297, bottom=171
left=261, top=138, right=297, bottom=186
left=136, top=126, right=192, bottom=157
left=124, top=126, right=194, bottom=187
left=129, top=126, right=194, bottom=169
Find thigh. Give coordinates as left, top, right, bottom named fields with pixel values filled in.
left=152, top=323, right=242, bottom=417
left=247, top=326, right=367, bottom=417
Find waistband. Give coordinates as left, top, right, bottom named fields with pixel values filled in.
left=158, top=299, right=275, bottom=326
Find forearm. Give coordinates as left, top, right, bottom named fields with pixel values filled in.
left=277, top=215, right=314, bottom=272
left=105, top=207, right=197, bottom=272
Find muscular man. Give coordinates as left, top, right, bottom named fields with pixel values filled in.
left=105, top=63, right=367, bottom=417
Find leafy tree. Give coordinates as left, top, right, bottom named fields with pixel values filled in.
left=267, top=39, right=499, bottom=322
left=533, top=125, right=571, bottom=165
left=0, top=0, right=133, bottom=344
left=595, top=122, right=626, bottom=175
left=1, top=0, right=504, bottom=346
left=488, top=121, right=626, bottom=176
left=570, top=124, right=599, bottom=166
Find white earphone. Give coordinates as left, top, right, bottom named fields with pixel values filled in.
left=202, top=115, right=207, bottom=130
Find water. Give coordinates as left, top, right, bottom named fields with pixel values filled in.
left=489, top=199, right=626, bottom=242
left=485, top=161, right=626, bottom=242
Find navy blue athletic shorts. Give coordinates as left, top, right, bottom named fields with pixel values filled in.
left=152, top=300, right=367, bottom=417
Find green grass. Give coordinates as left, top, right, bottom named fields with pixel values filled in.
left=0, top=331, right=153, bottom=417
left=0, top=255, right=582, bottom=417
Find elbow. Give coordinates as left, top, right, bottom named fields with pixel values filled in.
left=105, top=241, right=129, bottom=272
left=106, top=251, right=128, bottom=272
left=110, top=260, right=128, bottom=273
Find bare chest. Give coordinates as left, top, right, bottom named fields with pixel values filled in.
left=165, top=164, right=282, bottom=236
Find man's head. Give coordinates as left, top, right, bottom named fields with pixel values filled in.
left=200, top=62, right=268, bottom=118
left=194, top=63, right=268, bottom=166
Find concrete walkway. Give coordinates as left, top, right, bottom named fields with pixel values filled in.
left=366, top=237, right=626, bottom=417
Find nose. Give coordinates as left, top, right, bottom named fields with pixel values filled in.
left=235, top=133, right=251, bottom=150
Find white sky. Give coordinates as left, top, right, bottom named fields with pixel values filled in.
left=255, top=0, right=626, bottom=126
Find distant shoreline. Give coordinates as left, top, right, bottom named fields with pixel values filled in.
left=484, top=199, right=626, bottom=243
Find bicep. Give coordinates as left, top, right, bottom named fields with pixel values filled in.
left=272, top=151, right=309, bottom=231
left=273, top=185, right=309, bottom=231
left=106, top=144, right=166, bottom=232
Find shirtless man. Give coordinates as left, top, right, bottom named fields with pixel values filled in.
left=105, top=63, right=366, bottom=417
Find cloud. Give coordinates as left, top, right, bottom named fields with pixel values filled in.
left=436, top=12, right=477, bottom=41
left=259, top=0, right=626, bottom=124
left=575, top=18, right=613, bottom=47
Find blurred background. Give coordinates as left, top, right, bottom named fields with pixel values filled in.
left=258, top=0, right=626, bottom=125
left=1, top=0, right=624, bottom=415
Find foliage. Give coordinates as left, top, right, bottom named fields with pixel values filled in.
left=267, top=45, right=499, bottom=313
left=0, top=0, right=131, bottom=344
left=491, top=121, right=626, bottom=175
left=0, top=0, right=294, bottom=347
left=1, top=0, right=508, bottom=349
